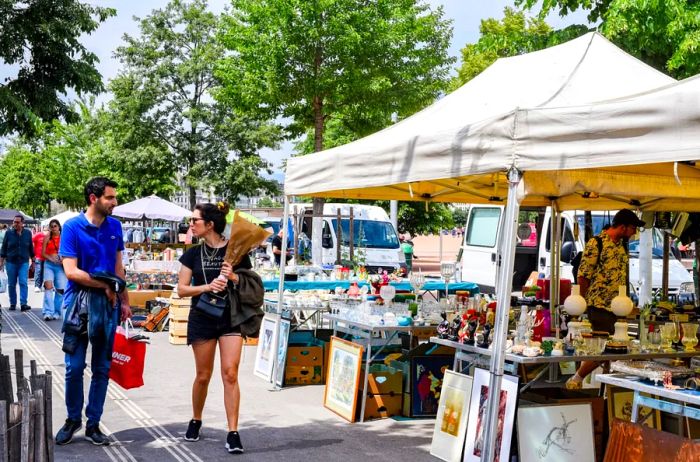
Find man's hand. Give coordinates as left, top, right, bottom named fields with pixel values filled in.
left=120, top=302, right=132, bottom=323
left=105, top=285, right=117, bottom=305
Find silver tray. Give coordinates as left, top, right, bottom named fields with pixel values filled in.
left=611, top=360, right=695, bottom=385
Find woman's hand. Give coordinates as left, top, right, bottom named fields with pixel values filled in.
left=208, top=277, right=227, bottom=293
left=220, top=262, right=239, bottom=284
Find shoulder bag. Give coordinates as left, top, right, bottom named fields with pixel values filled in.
left=194, top=245, right=227, bottom=319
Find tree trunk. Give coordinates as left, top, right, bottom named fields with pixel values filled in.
left=188, top=185, right=196, bottom=211
left=311, top=94, right=325, bottom=266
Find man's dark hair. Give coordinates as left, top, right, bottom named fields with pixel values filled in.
left=13, top=214, right=24, bottom=222
left=84, top=177, right=118, bottom=206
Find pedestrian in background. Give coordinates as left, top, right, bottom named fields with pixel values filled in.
left=401, top=233, right=418, bottom=273
left=32, top=226, right=47, bottom=292
left=41, top=219, right=66, bottom=321
left=0, top=215, right=34, bottom=311
left=55, top=177, right=132, bottom=446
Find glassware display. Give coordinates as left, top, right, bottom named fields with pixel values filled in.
left=440, top=261, right=456, bottom=296
left=681, top=322, right=699, bottom=351
left=647, top=331, right=661, bottom=352
left=659, top=323, right=675, bottom=352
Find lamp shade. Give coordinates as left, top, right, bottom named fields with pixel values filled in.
left=563, top=285, right=587, bottom=316
left=611, top=286, right=634, bottom=316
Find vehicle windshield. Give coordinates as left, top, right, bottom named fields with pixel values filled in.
left=330, top=219, right=400, bottom=249
left=575, top=215, right=666, bottom=259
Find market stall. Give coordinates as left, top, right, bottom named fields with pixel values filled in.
left=282, top=30, right=700, bottom=460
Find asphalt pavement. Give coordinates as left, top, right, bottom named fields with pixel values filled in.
left=0, top=287, right=437, bottom=462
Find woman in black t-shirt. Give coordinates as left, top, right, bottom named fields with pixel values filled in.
left=177, top=201, right=249, bottom=454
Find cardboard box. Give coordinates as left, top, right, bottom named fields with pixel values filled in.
left=360, top=364, right=403, bottom=396
left=129, top=290, right=159, bottom=308
left=284, top=365, right=323, bottom=385
left=361, top=393, right=402, bottom=420
left=287, top=345, right=324, bottom=368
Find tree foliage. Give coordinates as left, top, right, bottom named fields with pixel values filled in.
left=110, top=0, right=281, bottom=208
left=217, top=0, right=455, bottom=152
left=516, top=0, right=700, bottom=79
left=0, top=0, right=115, bottom=137
left=452, top=7, right=588, bottom=89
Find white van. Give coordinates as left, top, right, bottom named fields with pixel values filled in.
left=295, top=203, right=406, bottom=273
left=459, top=206, right=695, bottom=305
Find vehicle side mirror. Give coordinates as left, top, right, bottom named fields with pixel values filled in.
left=322, top=234, right=333, bottom=248
left=561, top=241, right=575, bottom=263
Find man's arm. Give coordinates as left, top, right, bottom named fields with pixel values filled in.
left=0, top=231, right=7, bottom=268
left=115, top=251, right=132, bottom=322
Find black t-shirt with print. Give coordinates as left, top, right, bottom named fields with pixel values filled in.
left=179, top=243, right=252, bottom=307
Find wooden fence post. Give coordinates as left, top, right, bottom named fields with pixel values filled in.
left=7, top=403, right=20, bottom=462
left=0, top=400, right=7, bottom=462
left=14, top=351, right=24, bottom=403
left=33, top=390, right=44, bottom=462
left=44, top=373, right=52, bottom=462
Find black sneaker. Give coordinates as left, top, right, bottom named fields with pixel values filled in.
left=225, top=431, right=243, bottom=454
left=85, top=425, right=110, bottom=446
left=184, top=419, right=202, bottom=442
left=20, top=305, right=30, bottom=312
left=9, top=305, right=16, bottom=311
left=55, top=419, right=82, bottom=445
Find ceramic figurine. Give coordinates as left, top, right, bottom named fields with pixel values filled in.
left=436, top=312, right=450, bottom=339
left=477, top=323, right=492, bottom=348
left=447, top=316, right=463, bottom=341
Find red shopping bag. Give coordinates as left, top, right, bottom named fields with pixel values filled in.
left=109, top=325, right=146, bottom=389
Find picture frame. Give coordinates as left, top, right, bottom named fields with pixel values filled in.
left=430, top=370, right=474, bottom=462
left=324, top=336, right=364, bottom=423
left=411, top=355, right=454, bottom=417
left=274, top=317, right=291, bottom=387
left=607, top=385, right=661, bottom=430
left=254, top=313, right=280, bottom=382
left=517, top=403, right=596, bottom=462
left=463, top=368, right=519, bottom=462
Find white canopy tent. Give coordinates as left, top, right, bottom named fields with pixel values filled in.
left=41, top=210, right=80, bottom=227
left=283, top=32, right=700, bottom=461
left=112, top=195, right=192, bottom=222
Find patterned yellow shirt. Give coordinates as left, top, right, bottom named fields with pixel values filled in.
left=578, top=232, right=628, bottom=311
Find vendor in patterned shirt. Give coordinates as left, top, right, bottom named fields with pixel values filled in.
left=566, top=209, right=645, bottom=390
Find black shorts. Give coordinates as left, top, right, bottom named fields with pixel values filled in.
left=588, top=307, right=618, bottom=335
left=187, top=307, right=240, bottom=345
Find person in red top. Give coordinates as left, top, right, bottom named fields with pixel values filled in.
left=32, top=227, right=46, bottom=292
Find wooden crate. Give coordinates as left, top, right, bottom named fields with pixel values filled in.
left=169, top=319, right=188, bottom=336
left=169, top=333, right=187, bottom=345
left=169, top=305, right=190, bottom=320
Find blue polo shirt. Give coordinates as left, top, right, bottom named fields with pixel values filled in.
left=60, top=212, right=124, bottom=309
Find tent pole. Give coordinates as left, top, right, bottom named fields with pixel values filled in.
left=271, top=196, right=291, bottom=390
left=549, top=201, right=560, bottom=338
left=480, top=168, right=522, bottom=462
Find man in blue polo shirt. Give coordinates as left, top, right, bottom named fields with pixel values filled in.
left=55, top=177, right=132, bottom=446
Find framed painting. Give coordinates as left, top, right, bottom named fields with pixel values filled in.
left=411, top=355, right=453, bottom=417
left=517, top=403, right=596, bottom=462
left=463, top=368, right=519, bottom=462
left=324, top=336, right=364, bottom=423
left=274, top=317, right=291, bottom=387
left=430, top=370, right=474, bottom=462
left=607, top=385, right=661, bottom=430
left=254, top=313, right=279, bottom=382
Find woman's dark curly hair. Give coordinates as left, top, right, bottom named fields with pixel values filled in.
left=194, top=201, right=230, bottom=235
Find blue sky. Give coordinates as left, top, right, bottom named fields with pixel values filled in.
left=65, top=1, right=589, bottom=178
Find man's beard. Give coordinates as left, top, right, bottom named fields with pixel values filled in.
left=95, top=201, right=113, bottom=217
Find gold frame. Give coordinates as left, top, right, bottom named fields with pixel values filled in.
left=607, top=385, right=661, bottom=430
left=324, top=336, right=364, bottom=423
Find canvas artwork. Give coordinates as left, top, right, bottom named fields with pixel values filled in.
left=517, top=403, right=596, bottom=462
left=463, top=368, right=518, bottom=462
left=430, top=370, right=474, bottom=462
left=607, top=386, right=661, bottom=430
left=324, top=336, right=363, bottom=422
left=411, top=355, right=453, bottom=417
left=254, top=314, right=279, bottom=382
left=274, top=318, right=291, bottom=387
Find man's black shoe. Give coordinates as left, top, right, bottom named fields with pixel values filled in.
left=9, top=305, right=16, bottom=311
left=85, top=425, right=110, bottom=446
left=20, top=305, right=30, bottom=312
left=184, top=419, right=202, bottom=442
left=55, top=419, right=82, bottom=445
left=225, top=431, right=244, bottom=454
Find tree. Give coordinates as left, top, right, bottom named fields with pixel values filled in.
left=516, top=0, right=700, bottom=78
left=452, top=7, right=588, bottom=89
left=110, top=0, right=281, bottom=208
left=0, top=142, right=52, bottom=217
left=218, top=1, right=454, bottom=262
left=257, top=196, right=281, bottom=208
left=0, top=0, right=115, bottom=137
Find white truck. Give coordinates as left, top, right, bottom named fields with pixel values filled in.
left=293, top=203, right=406, bottom=273
left=459, top=205, right=695, bottom=305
